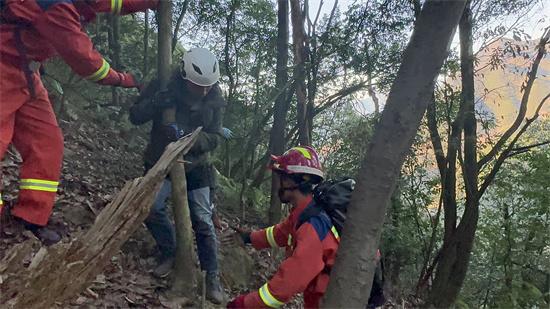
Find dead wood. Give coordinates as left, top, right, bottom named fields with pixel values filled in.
left=0, top=129, right=201, bottom=309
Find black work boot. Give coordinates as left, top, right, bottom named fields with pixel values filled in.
left=22, top=221, right=61, bottom=246
left=205, top=272, right=225, bottom=304
left=152, top=257, right=174, bottom=278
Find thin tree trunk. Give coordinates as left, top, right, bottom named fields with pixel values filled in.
left=222, top=0, right=238, bottom=178
left=268, top=0, right=290, bottom=224
left=143, top=10, right=150, bottom=76
left=224, top=0, right=238, bottom=104
left=426, top=4, right=477, bottom=306
left=322, top=1, right=467, bottom=307
left=108, top=15, right=121, bottom=107
left=158, top=0, right=196, bottom=296
left=290, top=0, right=309, bottom=146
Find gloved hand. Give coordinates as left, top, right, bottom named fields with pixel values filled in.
left=227, top=294, right=246, bottom=308
left=118, top=72, right=143, bottom=91
left=234, top=225, right=252, bottom=243
left=221, top=225, right=251, bottom=247
left=153, top=89, right=175, bottom=108
left=162, top=122, right=185, bottom=142
left=221, top=127, right=234, bottom=140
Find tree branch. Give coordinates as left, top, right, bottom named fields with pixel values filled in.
left=313, top=81, right=370, bottom=116
left=478, top=27, right=550, bottom=170
left=479, top=91, right=550, bottom=197
left=172, top=0, right=190, bottom=53
left=507, top=139, right=550, bottom=157
left=426, top=94, right=447, bottom=176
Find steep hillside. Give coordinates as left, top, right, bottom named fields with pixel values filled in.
left=474, top=38, right=550, bottom=130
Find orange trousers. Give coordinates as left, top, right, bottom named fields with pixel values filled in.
left=0, top=58, right=63, bottom=226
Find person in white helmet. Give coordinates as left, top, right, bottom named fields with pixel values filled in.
left=129, top=47, right=226, bottom=304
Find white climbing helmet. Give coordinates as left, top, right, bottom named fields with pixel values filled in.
left=179, top=47, right=220, bottom=87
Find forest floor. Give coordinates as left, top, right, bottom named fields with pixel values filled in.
left=0, top=110, right=290, bottom=308
left=0, top=105, right=406, bottom=308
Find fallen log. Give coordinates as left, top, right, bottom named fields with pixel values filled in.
left=0, top=129, right=201, bottom=309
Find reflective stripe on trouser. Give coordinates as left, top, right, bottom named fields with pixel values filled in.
left=111, top=0, right=122, bottom=14
left=1, top=60, right=64, bottom=225
left=20, top=179, right=58, bottom=192
left=258, top=283, right=284, bottom=308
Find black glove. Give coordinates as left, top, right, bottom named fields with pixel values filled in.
left=162, top=123, right=185, bottom=142
left=153, top=89, right=175, bottom=108
left=240, top=231, right=251, bottom=244
left=234, top=226, right=251, bottom=244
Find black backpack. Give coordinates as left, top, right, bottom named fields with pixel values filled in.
left=297, top=177, right=386, bottom=308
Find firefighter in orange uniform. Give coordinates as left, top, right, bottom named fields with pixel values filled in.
left=0, top=0, right=158, bottom=245
left=226, top=146, right=340, bottom=308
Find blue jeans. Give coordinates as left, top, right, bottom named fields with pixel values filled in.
left=145, top=180, right=219, bottom=274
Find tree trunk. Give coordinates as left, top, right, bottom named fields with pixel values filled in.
left=108, top=14, right=121, bottom=107
left=143, top=10, right=150, bottom=76
left=0, top=134, right=201, bottom=308
left=267, top=0, right=290, bottom=225
left=426, top=4, right=477, bottom=307
left=322, top=1, right=467, bottom=307
left=290, top=0, right=309, bottom=146
left=222, top=0, right=238, bottom=177
left=158, top=1, right=196, bottom=296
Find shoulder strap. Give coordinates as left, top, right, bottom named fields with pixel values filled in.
left=298, top=208, right=340, bottom=242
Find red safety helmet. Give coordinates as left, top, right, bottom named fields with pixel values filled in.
left=269, top=146, right=324, bottom=183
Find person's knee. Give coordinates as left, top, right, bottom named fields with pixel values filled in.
left=145, top=208, right=168, bottom=225
left=192, top=213, right=215, bottom=236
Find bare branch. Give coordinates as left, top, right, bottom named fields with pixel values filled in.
left=310, top=0, right=324, bottom=28
left=506, top=140, right=550, bottom=158
left=479, top=90, right=550, bottom=196
left=511, top=139, right=550, bottom=153
left=426, top=94, right=447, bottom=176
left=316, top=0, right=339, bottom=57
left=478, top=28, right=550, bottom=170
left=474, top=10, right=531, bottom=57
left=313, top=81, right=370, bottom=116
left=172, top=0, right=190, bottom=53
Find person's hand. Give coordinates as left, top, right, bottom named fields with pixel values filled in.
left=213, top=215, right=229, bottom=231
left=118, top=72, right=143, bottom=91
left=162, top=123, right=185, bottom=141
left=221, top=127, right=234, bottom=140
left=227, top=294, right=246, bottom=308
left=153, top=89, right=175, bottom=108
left=221, top=225, right=251, bottom=247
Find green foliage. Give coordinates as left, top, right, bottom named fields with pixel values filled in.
left=314, top=102, right=377, bottom=178
left=461, top=121, right=550, bottom=308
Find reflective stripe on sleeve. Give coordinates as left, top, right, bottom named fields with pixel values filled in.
left=331, top=226, right=340, bottom=241
left=258, top=283, right=284, bottom=308
left=86, top=59, right=110, bottom=82
left=265, top=226, right=278, bottom=248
